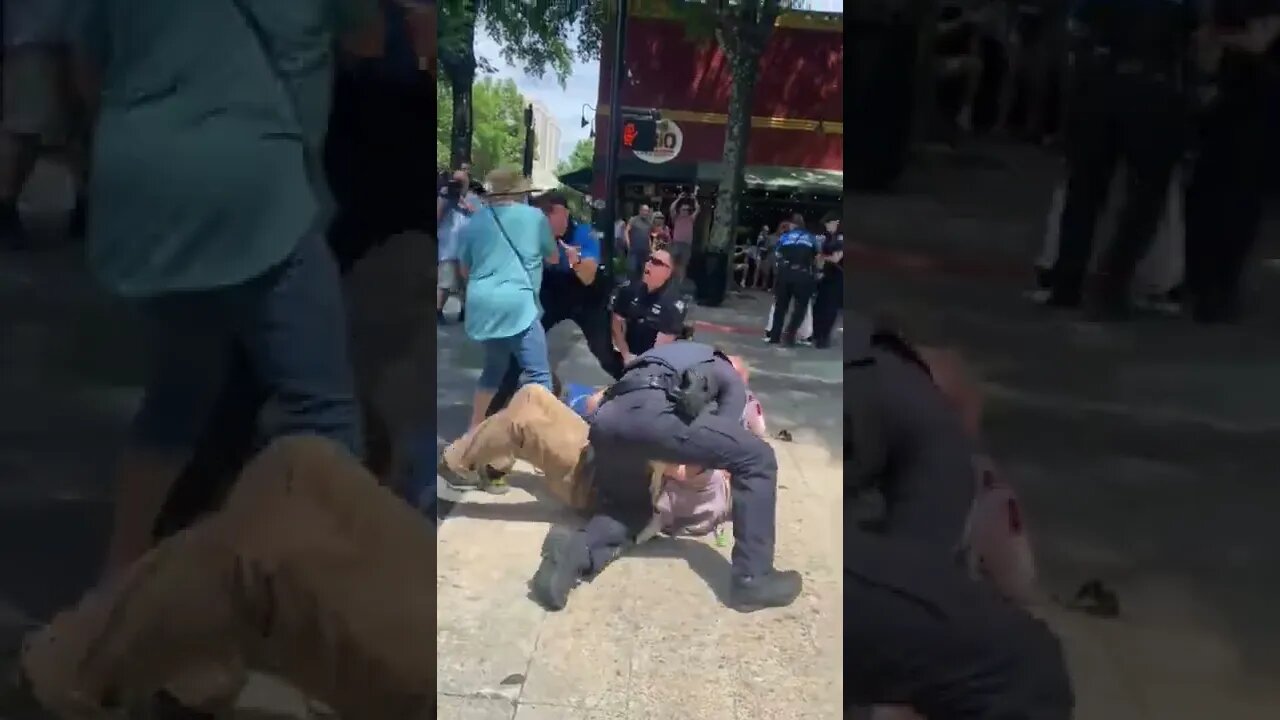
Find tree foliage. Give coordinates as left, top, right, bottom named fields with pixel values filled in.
left=556, top=137, right=596, bottom=176
left=438, top=0, right=604, bottom=168
left=437, top=76, right=528, bottom=179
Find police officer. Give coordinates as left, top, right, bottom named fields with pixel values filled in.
left=811, top=212, right=843, bottom=349
left=531, top=340, right=802, bottom=612
left=1183, top=6, right=1280, bottom=323
left=1043, top=0, right=1200, bottom=318
left=845, top=314, right=1074, bottom=718
left=609, top=247, right=689, bottom=363
left=768, top=214, right=819, bottom=345
left=485, top=192, right=625, bottom=415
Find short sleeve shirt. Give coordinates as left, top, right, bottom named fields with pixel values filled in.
left=72, top=0, right=377, bottom=298
left=459, top=202, right=556, bottom=341
left=609, top=279, right=688, bottom=355
left=545, top=220, right=603, bottom=298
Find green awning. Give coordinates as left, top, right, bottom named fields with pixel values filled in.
left=560, top=162, right=844, bottom=197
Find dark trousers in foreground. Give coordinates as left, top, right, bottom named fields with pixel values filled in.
left=812, top=271, right=843, bottom=345
left=1051, top=70, right=1184, bottom=306
left=589, top=390, right=777, bottom=580
left=1184, top=86, right=1268, bottom=321
left=486, top=288, right=623, bottom=416
left=769, top=269, right=815, bottom=342
left=846, top=532, right=1073, bottom=719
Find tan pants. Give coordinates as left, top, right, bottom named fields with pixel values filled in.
left=21, top=436, right=434, bottom=719
left=442, top=384, right=593, bottom=510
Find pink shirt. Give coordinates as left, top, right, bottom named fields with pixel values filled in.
left=671, top=215, right=696, bottom=245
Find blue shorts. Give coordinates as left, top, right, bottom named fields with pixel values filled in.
left=131, top=231, right=363, bottom=458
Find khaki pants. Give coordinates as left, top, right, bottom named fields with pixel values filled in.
left=442, top=384, right=593, bottom=510
left=21, top=436, right=433, bottom=719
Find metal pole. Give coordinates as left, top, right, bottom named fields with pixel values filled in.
left=522, top=104, right=535, bottom=180
left=598, top=0, right=628, bottom=270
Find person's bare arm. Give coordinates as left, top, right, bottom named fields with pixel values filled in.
left=612, top=313, right=633, bottom=362
left=567, top=244, right=599, bottom=286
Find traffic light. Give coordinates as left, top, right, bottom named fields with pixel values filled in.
left=621, top=118, right=657, bottom=152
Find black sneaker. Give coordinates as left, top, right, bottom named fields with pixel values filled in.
left=729, top=570, right=803, bottom=612
left=531, top=526, right=589, bottom=611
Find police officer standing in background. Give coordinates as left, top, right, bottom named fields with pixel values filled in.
left=532, top=340, right=802, bottom=612
left=1042, top=0, right=1201, bottom=319
left=486, top=192, right=624, bottom=415
left=811, top=212, right=843, bottom=349
left=845, top=314, right=1075, bottom=718
left=768, top=213, right=820, bottom=345
left=1183, top=5, right=1280, bottom=323
left=610, top=247, right=688, bottom=364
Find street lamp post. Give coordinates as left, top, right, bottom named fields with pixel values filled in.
left=598, top=0, right=628, bottom=271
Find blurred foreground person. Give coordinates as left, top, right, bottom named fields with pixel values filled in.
left=12, top=436, right=433, bottom=719
left=845, top=314, right=1073, bottom=719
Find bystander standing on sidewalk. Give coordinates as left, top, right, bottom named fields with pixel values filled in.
left=668, top=190, right=700, bottom=280
left=0, top=0, right=88, bottom=249
left=457, top=168, right=558, bottom=432
left=437, top=166, right=478, bottom=323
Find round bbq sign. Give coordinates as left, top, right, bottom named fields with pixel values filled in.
left=633, top=119, right=683, bottom=165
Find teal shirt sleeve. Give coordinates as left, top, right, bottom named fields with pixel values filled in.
left=538, top=215, right=556, bottom=259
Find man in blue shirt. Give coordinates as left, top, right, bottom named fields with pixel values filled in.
left=436, top=167, right=479, bottom=323
left=484, top=191, right=625, bottom=416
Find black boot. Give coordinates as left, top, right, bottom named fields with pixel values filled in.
left=730, top=569, right=803, bottom=612
left=531, top=526, right=590, bottom=611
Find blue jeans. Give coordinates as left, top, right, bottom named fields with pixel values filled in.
left=477, top=318, right=551, bottom=392
left=132, top=231, right=363, bottom=458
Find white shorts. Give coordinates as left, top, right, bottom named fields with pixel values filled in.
left=2, top=47, right=73, bottom=144
left=437, top=260, right=461, bottom=291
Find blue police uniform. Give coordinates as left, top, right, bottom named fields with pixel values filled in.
left=844, top=315, right=1074, bottom=717
left=485, top=217, right=625, bottom=417
left=768, top=228, right=820, bottom=344
left=1046, top=0, right=1199, bottom=315
left=530, top=341, right=802, bottom=612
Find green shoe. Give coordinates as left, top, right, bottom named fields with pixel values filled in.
left=481, top=466, right=510, bottom=495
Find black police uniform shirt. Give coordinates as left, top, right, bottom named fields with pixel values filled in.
left=609, top=278, right=688, bottom=355
left=820, top=232, right=844, bottom=278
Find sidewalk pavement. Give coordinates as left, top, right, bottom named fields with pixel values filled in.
left=435, top=297, right=843, bottom=719
left=853, top=139, right=1280, bottom=719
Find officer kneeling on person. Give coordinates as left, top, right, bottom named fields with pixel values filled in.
left=532, top=340, right=802, bottom=612
left=768, top=214, right=820, bottom=345
left=845, top=314, right=1074, bottom=719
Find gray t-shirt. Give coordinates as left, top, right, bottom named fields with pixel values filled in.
left=3, top=0, right=77, bottom=47
left=627, top=215, right=652, bottom=259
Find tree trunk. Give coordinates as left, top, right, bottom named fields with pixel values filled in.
left=439, top=1, right=478, bottom=169
left=708, top=49, right=759, bottom=255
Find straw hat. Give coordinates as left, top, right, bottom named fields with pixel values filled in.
left=484, top=167, right=533, bottom=197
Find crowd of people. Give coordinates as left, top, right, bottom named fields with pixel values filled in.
left=933, top=0, right=1280, bottom=324
left=3, top=0, right=439, bottom=717
left=434, top=163, right=806, bottom=613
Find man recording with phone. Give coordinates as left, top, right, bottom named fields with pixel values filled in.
left=485, top=191, right=624, bottom=416
left=437, top=167, right=479, bottom=323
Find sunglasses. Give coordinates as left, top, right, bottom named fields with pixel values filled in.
left=647, top=257, right=671, bottom=269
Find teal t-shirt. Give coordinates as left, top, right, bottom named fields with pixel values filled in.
left=70, top=0, right=376, bottom=298
left=458, top=202, right=556, bottom=341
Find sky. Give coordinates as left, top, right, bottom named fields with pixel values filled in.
left=475, top=0, right=846, bottom=163
left=474, top=29, right=600, bottom=163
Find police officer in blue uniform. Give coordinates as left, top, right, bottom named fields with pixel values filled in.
left=532, top=340, right=802, bottom=612
left=609, top=247, right=689, bottom=362
left=1044, top=0, right=1201, bottom=318
left=810, top=212, right=843, bottom=349
left=486, top=192, right=625, bottom=415
left=768, top=214, right=820, bottom=345
left=845, top=314, right=1074, bottom=718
